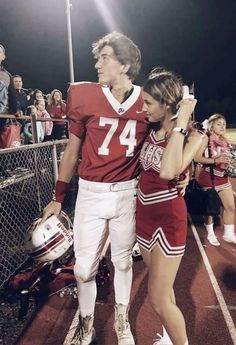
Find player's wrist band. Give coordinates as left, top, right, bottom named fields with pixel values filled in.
left=52, top=180, right=69, bottom=203
left=172, top=127, right=188, bottom=136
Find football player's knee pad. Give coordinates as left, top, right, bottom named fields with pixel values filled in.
left=113, top=257, right=133, bottom=272
left=73, top=262, right=97, bottom=283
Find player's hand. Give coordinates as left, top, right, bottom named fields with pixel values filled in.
left=40, top=200, right=62, bottom=224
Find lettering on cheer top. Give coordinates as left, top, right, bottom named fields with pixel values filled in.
left=140, top=142, right=163, bottom=172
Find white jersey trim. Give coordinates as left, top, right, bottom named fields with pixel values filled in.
left=101, top=85, right=141, bottom=115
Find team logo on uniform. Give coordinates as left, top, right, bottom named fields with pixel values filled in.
left=140, top=142, right=163, bottom=172
left=118, top=107, right=124, bottom=113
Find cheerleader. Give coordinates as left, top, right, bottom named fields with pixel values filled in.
left=194, top=113, right=236, bottom=245
left=136, top=67, right=203, bottom=345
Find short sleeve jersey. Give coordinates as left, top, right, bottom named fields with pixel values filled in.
left=67, top=82, right=148, bottom=182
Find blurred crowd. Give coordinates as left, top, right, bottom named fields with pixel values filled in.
left=0, top=44, right=68, bottom=148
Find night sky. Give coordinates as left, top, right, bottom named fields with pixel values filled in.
left=1, top=0, right=236, bottom=123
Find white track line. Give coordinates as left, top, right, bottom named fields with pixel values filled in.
left=189, top=217, right=236, bottom=344
left=63, top=308, right=80, bottom=345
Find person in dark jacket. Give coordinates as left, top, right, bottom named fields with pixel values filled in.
left=0, top=44, right=18, bottom=130
left=13, top=74, right=28, bottom=115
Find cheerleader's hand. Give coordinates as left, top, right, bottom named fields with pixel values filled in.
left=176, top=98, right=197, bottom=128
left=214, top=154, right=231, bottom=165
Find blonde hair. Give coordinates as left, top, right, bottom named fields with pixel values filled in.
left=207, top=113, right=226, bottom=133
left=0, top=44, right=5, bottom=54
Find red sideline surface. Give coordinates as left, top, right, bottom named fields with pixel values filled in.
left=16, top=179, right=236, bottom=345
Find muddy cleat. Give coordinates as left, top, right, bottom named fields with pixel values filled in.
left=71, top=314, right=96, bottom=345
left=114, top=304, right=135, bottom=345
left=132, top=242, right=143, bottom=261
left=153, top=333, right=173, bottom=345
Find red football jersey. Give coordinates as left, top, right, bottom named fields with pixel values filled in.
left=67, top=82, right=148, bottom=182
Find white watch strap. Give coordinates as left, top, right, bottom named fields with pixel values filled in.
left=172, top=127, right=188, bottom=135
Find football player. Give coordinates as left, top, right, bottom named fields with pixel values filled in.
left=42, top=32, right=146, bottom=345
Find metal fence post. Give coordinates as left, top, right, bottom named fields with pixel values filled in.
left=31, top=113, right=39, bottom=143
left=52, top=143, right=59, bottom=183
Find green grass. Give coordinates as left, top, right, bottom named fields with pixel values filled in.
left=226, top=128, right=236, bottom=142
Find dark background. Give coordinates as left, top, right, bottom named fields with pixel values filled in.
left=0, top=0, right=236, bottom=124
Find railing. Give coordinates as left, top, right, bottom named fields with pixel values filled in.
left=0, top=113, right=68, bottom=144
left=0, top=140, right=71, bottom=288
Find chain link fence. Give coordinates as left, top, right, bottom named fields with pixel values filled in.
left=0, top=140, right=69, bottom=288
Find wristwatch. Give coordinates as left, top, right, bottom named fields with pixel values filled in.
left=172, top=127, right=188, bottom=136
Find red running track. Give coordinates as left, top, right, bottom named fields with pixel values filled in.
left=16, top=179, right=236, bottom=345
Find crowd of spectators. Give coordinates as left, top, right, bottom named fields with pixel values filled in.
left=0, top=44, right=68, bottom=149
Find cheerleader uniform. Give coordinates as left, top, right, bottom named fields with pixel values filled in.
left=136, top=130, right=187, bottom=257
left=197, top=134, right=231, bottom=191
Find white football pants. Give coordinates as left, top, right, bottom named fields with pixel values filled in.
left=73, top=178, right=137, bottom=316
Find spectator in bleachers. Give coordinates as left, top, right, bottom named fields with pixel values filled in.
left=28, top=89, right=44, bottom=106
left=47, top=89, right=67, bottom=139
left=12, top=74, right=30, bottom=142
left=23, top=105, right=44, bottom=144
left=0, top=44, right=18, bottom=130
left=13, top=75, right=28, bottom=115
left=45, top=93, right=51, bottom=107
left=35, top=98, right=53, bottom=141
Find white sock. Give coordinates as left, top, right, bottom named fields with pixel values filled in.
left=162, top=325, right=188, bottom=345
left=114, top=263, right=133, bottom=305
left=162, top=325, right=172, bottom=342
left=204, top=223, right=214, bottom=235
left=77, top=279, right=97, bottom=317
left=223, top=224, right=235, bottom=237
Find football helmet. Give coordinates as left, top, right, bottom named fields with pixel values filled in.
left=25, top=211, right=73, bottom=262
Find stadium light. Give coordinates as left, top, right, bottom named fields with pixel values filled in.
left=94, top=0, right=119, bottom=30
